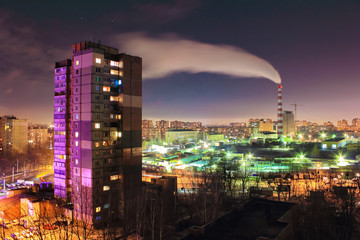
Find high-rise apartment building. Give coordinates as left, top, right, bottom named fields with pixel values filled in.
left=28, top=124, right=50, bottom=149
left=170, top=120, right=184, bottom=129
left=337, top=119, right=349, bottom=131
left=0, top=116, right=28, bottom=155
left=282, top=111, right=295, bottom=136
left=156, top=120, right=169, bottom=140
left=54, top=42, right=142, bottom=226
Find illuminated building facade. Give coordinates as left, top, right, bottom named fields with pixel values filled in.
left=184, top=121, right=202, bottom=130
left=156, top=120, right=169, bottom=140
left=170, top=120, right=184, bottom=129
left=28, top=125, right=50, bottom=149
left=165, top=129, right=199, bottom=144
left=337, top=119, right=349, bottom=131
left=54, top=42, right=142, bottom=225
left=54, top=59, right=72, bottom=201
left=249, top=119, right=274, bottom=134
left=282, top=111, right=295, bottom=136
left=142, top=120, right=155, bottom=140
left=0, top=116, right=28, bottom=155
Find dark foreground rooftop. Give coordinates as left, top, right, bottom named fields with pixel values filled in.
left=182, top=198, right=294, bottom=240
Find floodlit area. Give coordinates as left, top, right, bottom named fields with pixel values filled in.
left=142, top=139, right=359, bottom=175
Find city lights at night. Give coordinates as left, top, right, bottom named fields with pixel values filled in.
left=1, top=1, right=360, bottom=240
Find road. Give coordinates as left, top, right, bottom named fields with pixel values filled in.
left=0, top=169, right=54, bottom=199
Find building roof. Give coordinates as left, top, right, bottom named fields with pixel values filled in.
left=168, top=129, right=197, bottom=132
left=183, top=199, right=294, bottom=240
left=322, top=138, right=346, bottom=143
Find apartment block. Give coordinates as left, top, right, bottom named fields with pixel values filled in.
left=0, top=116, right=28, bottom=155
left=54, top=42, right=142, bottom=226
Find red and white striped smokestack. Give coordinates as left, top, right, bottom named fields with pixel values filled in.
left=277, top=84, right=283, bottom=138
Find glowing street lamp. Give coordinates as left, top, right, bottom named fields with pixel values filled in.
left=337, top=153, right=348, bottom=166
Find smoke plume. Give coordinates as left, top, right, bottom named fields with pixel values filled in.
left=115, top=33, right=281, bottom=84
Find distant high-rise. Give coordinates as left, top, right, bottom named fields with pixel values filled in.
left=54, top=42, right=142, bottom=225
left=0, top=116, right=28, bottom=155
left=282, top=111, right=295, bottom=136
left=156, top=120, right=169, bottom=140
left=170, top=120, right=184, bottom=129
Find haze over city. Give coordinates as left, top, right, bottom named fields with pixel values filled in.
left=1, top=0, right=360, bottom=124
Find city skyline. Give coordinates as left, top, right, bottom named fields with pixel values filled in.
left=1, top=1, right=360, bottom=124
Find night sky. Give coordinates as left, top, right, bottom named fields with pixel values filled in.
left=1, top=0, right=360, bottom=125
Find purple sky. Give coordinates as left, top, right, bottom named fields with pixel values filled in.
left=1, top=0, right=360, bottom=125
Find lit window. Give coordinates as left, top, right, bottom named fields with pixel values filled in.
left=119, top=61, right=123, bottom=68
left=332, top=144, right=337, bottom=149
left=110, top=175, right=119, bottom=181
left=96, top=77, right=100, bottom=82
left=75, top=159, right=78, bottom=164
left=116, top=114, right=121, bottom=120
left=76, top=60, right=79, bottom=66
left=75, top=132, right=79, bottom=138
left=75, top=141, right=78, bottom=146
left=95, top=58, right=101, bottom=64
left=118, top=132, right=122, bottom=137
left=95, top=142, right=100, bottom=147
left=118, top=80, right=122, bottom=85
left=322, top=144, right=327, bottom=149
left=119, top=71, right=123, bottom=77
left=110, top=69, right=118, bottom=75
left=96, top=207, right=101, bottom=213
left=110, top=114, right=114, bottom=119
left=75, top=114, right=79, bottom=120
left=103, top=86, right=110, bottom=92
left=95, top=123, right=101, bottom=129
left=110, top=96, right=119, bottom=101
left=104, top=204, right=110, bottom=209
left=103, top=186, right=110, bottom=191
left=110, top=61, right=119, bottom=67
left=96, top=86, right=100, bottom=91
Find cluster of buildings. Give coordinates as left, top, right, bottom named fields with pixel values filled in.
left=142, top=115, right=360, bottom=145
left=142, top=120, right=202, bottom=142
left=142, top=111, right=296, bottom=144
left=0, top=116, right=53, bottom=157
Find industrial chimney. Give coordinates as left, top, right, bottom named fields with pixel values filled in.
left=277, top=84, right=283, bottom=139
